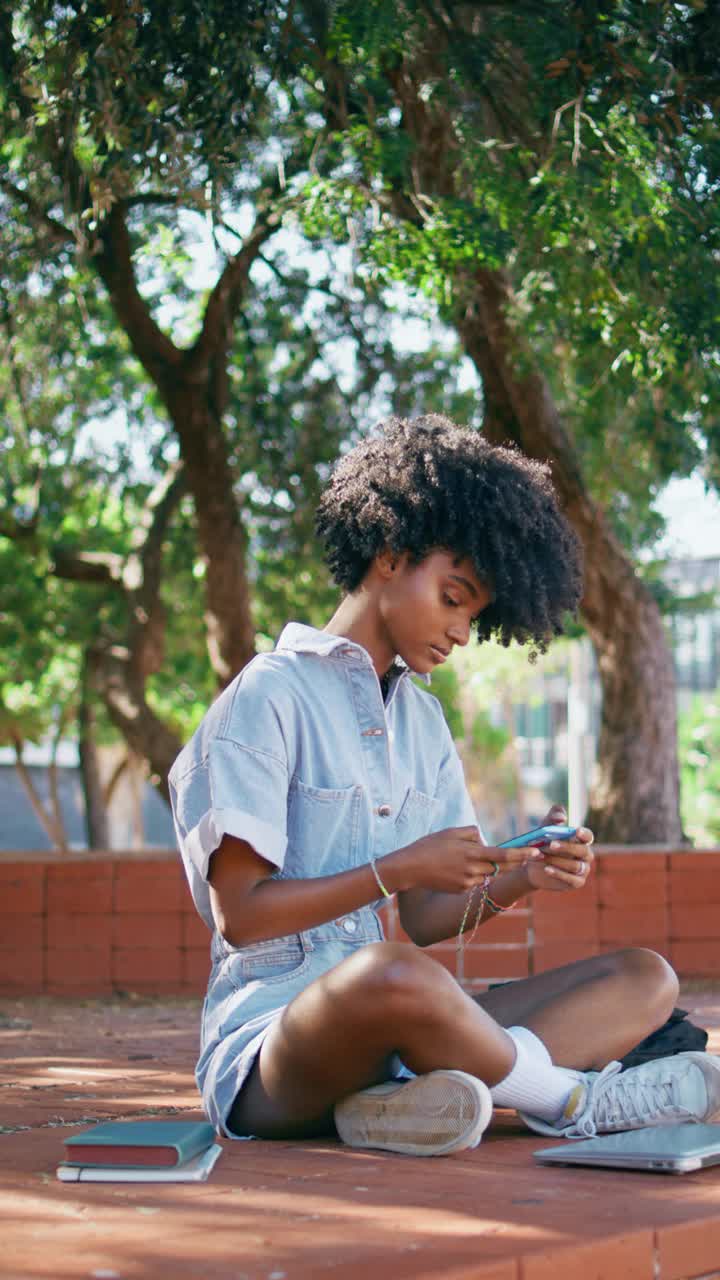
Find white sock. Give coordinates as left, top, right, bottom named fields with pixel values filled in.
left=490, top=1026, right=579, bottom=1121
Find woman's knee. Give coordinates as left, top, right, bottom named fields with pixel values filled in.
left=330, top=941, right=458, bottom=1021
left=611, top=947, right=679, bottom=1017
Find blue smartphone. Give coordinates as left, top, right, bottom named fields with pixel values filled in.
left=498, top=824, right=577, bottom=849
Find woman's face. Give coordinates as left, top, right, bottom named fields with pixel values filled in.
left=379, top=549, right=493, bottom=674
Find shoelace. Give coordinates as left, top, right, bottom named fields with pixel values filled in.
left=573, top=1060, right=691, bottom=1137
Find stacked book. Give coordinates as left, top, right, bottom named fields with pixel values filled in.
left=57, top=1119, right=222, bottom=1183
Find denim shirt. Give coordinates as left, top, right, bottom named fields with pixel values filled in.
left=169, top=622, right=476, bottom=929
left=168, top=623, right=477, bottom=1132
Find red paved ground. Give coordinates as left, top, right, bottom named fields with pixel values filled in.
left=3, top=990, right=720, bottom=1280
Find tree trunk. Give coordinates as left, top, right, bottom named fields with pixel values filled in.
left=78, top=659, right=110, bottom=848
left=362, top=41, right=685, bottom=841
left=94, top=204, right=260, bottom=688
left=454, top=269, right=682, bottom=842
left=165, top=385, right=256, bottom=684
left=87, top=644, right=181, bottom=807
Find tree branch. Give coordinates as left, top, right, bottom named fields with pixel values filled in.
left=0, top=177, right=74, bottom=247
left=124, top=462, right=186, bottom=681
left=10, top=734, right=67, bottom=851
left=124, top=192, right=186, bottom=209
left=93, top=201, right=182, bottom=388
left=50, top=548, right=125, bottom=586
left=0, top=511, right=39, bottom=543
left=187, top=216, right=281, bottom=379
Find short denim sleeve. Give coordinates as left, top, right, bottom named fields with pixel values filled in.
left=169, top=685, right=292, bottom=928
left=174, top=738, right=289, bottom=881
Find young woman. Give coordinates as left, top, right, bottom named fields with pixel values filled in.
left=170, top=415, right=720, bottom=1156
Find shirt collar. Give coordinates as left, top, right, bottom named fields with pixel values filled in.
left=275, top=623, right=431, bottom=685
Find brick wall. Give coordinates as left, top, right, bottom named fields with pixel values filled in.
left=1, top=848, right=719, bottom=997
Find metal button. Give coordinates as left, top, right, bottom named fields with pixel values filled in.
left=377, top=804, right=392, bottom=817
left=341, top=917, right=358, bottom=934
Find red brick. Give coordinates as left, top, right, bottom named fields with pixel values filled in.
left=520, top=1231, right=654, bottom=1280
left=670, top=940, right=720, bottom=977
left=480, top=910, right=531, bottom=944
left=0, top=947, right=44, bottom=992
left=669, top=852, right=720, bottom=874
left=182, top=948, right=211, bottom=990
left=112, top=945, right=183, bottom=989
left=111, top=912, right=182, bottom=949
left=46, top=945, right=111, bottom=994
left=532, top=906, right=598, bottom=943
left=426, top=943, right=461, bottom=978
left=531, top=879, right=598, bottom=913
left=598, top=905, right=667, bottom=945
left=180, top=880, right=197, bottom=913
left=656, top=1217, right=720, bottom=1280
left=447, top=1264, right=519, bottom=1280
left=597, top=870, right=667, bottom=906
left=113, top=861, right=185, bottom=913
left=461, top=946, right=529, bottom=980
left=597, top=852, right=668, bottom=873
left=533, top=941, right=599, bottom=972
left=46, top=912, right=110, bottom=949
left=182, top=911, right=212, bottom=948
left=0, top=914, right=43, bottom=950
left=670, top=902, right=720, bottom=940
left=0, top=862, right=45, bottom=914
left=46, top=861, right=113, bottom=914
left=669, top=869, right=720, bottom=905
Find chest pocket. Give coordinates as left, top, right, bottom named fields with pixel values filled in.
left=285, top=781, right=362, bottom=879
left=393, top=786, right=438, bottom=845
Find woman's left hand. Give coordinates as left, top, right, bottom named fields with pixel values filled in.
left=523, top=803, right=595, bottom=893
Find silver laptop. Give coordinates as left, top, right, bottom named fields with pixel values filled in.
left=534, top=1123, right=720, bottom=1174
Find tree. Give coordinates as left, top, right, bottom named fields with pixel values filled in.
left=289, top=0, right=720, bottom=841
left=0, top=1, right=297, bottom=694
left=5, top=1, right=720, bottom=847
left=0, top=4, right=480, bottom=822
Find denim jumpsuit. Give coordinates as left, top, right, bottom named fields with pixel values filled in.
left=169, top=623, right=476, bottom=1136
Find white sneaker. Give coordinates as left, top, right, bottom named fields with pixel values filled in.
left=520, top=1052, right=720, bottom=1140
left=334, top=1069, right=493, bottom=1156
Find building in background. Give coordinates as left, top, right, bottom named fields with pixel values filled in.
left=0, top=741, right=174, bottom=851
left=496, top=556, right=720, bottom=833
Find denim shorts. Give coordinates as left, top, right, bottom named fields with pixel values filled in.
left=197, top=904, right=401, bottom=1136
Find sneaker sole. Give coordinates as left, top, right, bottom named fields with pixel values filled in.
left=334, top=1069, right=493, bottom=1157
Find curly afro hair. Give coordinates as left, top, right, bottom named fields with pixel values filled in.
left=315, top=414, right=583, bottom=653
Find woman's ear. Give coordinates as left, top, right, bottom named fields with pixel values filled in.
left=375, top=548, right=398, bottom=580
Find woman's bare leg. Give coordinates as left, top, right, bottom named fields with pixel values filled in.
left=229, top=941, right=515, bottom=1138
left=474, top=947, right=679, bottom=1071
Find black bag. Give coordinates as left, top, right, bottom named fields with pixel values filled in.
left=619, top=1006, right=708, bottom=1070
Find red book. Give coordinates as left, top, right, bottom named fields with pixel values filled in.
left=63, top=1120, right=216, bottom=1168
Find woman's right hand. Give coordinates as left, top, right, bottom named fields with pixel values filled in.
left=390, top=826, right=535, bottom=895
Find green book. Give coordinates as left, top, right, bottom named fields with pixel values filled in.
left=63, top=1119, right=216, bottom=1168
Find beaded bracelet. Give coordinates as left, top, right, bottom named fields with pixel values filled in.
left=456, top=874, right=491, bottom=952
left=369, top=857, right=392, bottom=899
left=484, top=891, right=519, bottom=915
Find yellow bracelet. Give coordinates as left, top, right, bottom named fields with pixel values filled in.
left=369, top=857, right=392, bottom=899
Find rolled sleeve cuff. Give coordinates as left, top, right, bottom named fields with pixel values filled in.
left=185, top=807, right=288, bottom=881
